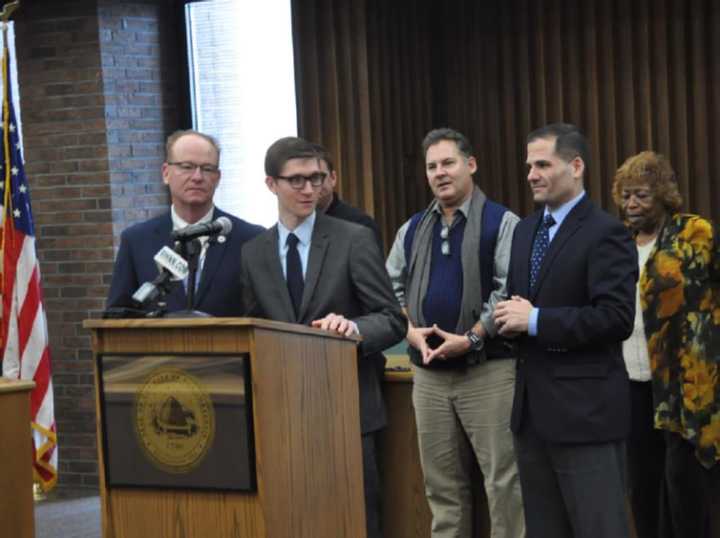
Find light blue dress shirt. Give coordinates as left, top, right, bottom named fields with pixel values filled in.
left=528, top=191, right=586, bottom=336
left=277, top=211, right=316, bottom=279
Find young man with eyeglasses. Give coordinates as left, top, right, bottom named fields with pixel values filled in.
left=107, top=129, right=264, bottom=315
left=385, top=128, right=524, bottom=538
left=240, top=136, right=406, bottom=538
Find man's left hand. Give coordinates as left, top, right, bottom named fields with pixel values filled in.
left=494, top=295, right=533, bottom=336
left=424, top=325, right=471, bottom=364
left=311, top=313, right=359, bottom=337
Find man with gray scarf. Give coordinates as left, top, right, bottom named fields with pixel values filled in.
left=386, top=128, right=525, bottom=538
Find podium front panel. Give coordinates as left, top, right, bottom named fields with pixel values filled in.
left=98, top=353, right=255, bottom=491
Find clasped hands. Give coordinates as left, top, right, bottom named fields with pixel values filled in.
left=311, top=312, right=359, bottom=337
left=407, top=324, right=472, bottom=365
left=493, top=295, right=533, bottom=337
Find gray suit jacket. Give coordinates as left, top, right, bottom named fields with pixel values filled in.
left=240, top=213, right=406, bottom=433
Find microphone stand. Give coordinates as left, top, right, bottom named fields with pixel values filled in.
left=166, top=238, right=211, bottom=318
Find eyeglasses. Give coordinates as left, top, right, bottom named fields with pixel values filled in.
left=440, top=225, right=450, bottom=256
left=167, top=161, right=220, bottom=176
left=275, top=172, right=327, bottom=190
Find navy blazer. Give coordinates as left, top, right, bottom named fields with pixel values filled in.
left=506, top=195, right=638, bottom=443
left=107, top=207, right=264, bottom=316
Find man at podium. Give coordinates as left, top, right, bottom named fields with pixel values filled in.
left=240, top=136, right=406, bottom=538
left=107, top=129, right=264, bottom=316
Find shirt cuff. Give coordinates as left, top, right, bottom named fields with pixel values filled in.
left=528, top=308, right=539, bottom=336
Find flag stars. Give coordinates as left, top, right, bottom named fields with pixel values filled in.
left=19, top=184, right=27, bottom=193
left=9, top=123, right=15, bottom=133
left=13, top=208, right=20, bottom=218
left=11, top=166, right=18, bottom=176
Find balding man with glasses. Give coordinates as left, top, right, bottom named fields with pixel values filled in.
left=386, top=128, right=524, bottom=538
left=107, top=129, right=264, bottom=316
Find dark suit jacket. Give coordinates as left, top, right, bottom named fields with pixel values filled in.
left=107, top=207, right=264, bottom=316
left=240, top=213, right=406, bottom=433
left=325, top=193, right=384, bottom=252
left=507, top=195, right=637, bottom=443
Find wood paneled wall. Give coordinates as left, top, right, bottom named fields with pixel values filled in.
left=293, top=0, right=720, bottom=249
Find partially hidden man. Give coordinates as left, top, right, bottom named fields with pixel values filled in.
left=386, top=128, right=525, bottom=538
left=494, top=123, right=638, bottom=538
left=240, top=136, right=406, bottom=538
left=107, top=129, right=264, bottom=316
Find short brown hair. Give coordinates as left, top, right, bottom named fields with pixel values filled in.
left=612, top=151, right=682, bottom=212
left=165, top=130, right=221, bottom=162
left=264, top=136, right=326, bottom=177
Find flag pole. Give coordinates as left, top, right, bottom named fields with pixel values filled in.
left=0, top=1, right=57, bottom=495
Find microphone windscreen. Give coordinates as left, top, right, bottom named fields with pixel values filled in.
left=216, top=216, right=232, bottom=235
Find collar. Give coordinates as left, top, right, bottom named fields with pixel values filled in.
left=277, top=211, right=316, bottom=247
left=170, top=205, right=214, bottom=230
left=431, top=188, right=473, bottom=221
left=544, top=190, right=585, bottom=227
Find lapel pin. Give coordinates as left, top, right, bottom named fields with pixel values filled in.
left=217, top=235, right=226, bottom=244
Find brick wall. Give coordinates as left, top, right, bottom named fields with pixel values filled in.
left=14, top=0, right=181, bottom=489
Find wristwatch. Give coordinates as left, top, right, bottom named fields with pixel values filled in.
left=465, top=329, right=483, bottom=351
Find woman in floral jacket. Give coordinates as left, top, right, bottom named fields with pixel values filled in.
left=613, top=150, right=719, bottom=538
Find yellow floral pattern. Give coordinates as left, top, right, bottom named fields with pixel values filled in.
left=641, top=214, right=720, bottom=468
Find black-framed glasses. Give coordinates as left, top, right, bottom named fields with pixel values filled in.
left=440, top=225, right=450, bottom=256
left=167, top=161, right=220, bottom=176
left=275, top=172, right=327, bottom=190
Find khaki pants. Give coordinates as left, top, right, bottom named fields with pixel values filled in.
left=412, top=360, right=525, bottom=538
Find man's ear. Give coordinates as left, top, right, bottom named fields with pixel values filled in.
left=161, top=162, right=170, bottom=185
left=328, top=170, right=338, bottom=190
left=571, top=156, right=585, bottom=179
left=265, top=176, right=277, bottom=194
left=467, top=156, right=478, bottom=175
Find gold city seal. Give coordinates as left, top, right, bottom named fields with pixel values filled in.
left=134, top=366, right=215, bottom=474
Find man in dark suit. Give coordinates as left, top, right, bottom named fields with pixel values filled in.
left=494, top=123, right=638, bottom=538
left=107, top=129, right=264, bottom=316
left=240, top=137, right=406, bottom=538
left=315, top=145, right=384, bottom=251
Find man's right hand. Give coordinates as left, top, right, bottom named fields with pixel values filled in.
left=406, top=325, right=434, bottom=364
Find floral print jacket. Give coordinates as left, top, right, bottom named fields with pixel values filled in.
left=641, top=213, right=720, bottom=468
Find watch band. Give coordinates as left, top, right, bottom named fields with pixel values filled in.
left=465, top=329, right=483, bottom=351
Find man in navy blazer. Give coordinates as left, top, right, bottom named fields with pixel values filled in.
left=107, top=130, right=264, bottom=316
left=494, top=123, right=637, bottom=538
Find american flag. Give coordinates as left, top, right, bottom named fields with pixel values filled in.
left=0, top=28, right=57, bottom=491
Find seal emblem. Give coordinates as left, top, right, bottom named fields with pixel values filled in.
left=134, top=366, right=215, bottom=474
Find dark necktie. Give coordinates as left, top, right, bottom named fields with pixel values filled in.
left=529, top=213, right=556, bottom=289
left=286, top=233, right=304, bottom=317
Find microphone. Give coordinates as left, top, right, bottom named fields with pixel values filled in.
left=131, top=246, right=189, bottom=306
left=171, top=216, right=232, bottom=242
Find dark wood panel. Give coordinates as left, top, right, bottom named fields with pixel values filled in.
left=294, top=0, right=719, bottom=246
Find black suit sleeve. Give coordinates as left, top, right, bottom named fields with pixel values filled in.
left=537, top=218, right=638, bottom=349
left=348, top=226, right=406, bottom=355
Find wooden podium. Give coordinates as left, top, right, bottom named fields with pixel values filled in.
left=84, top=318, right=366, bottom=538
left=0, top=379, right=35, bottom=538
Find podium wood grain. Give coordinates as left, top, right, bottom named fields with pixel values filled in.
left=0, top=379, right=35, bottom=538
left=85, top=318, right=365, bottom=538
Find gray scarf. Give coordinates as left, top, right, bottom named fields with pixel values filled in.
left=405, top=187, right=486, bottom=335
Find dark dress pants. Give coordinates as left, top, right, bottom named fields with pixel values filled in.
left=627, top=380, right=666, bottom=538
left=627, top=380, right=720, bottom=538
left=513, top=402, right=630, bottom=538
left=363, top=431, right=383, bottom=538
